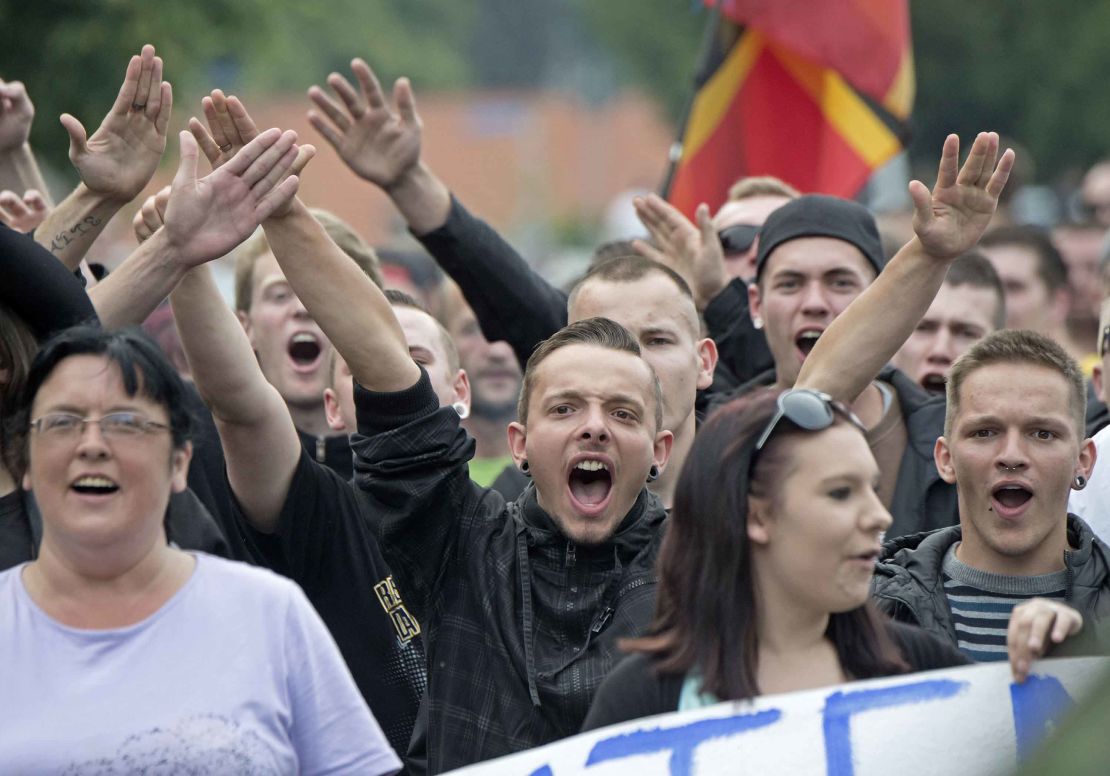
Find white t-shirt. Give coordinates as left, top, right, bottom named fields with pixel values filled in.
left=1068, top=424, right=1110, bottom=542
left=0, top=553, right=401, bottom=775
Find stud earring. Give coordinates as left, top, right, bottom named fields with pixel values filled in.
left=751, top=317, right=763, bottom=330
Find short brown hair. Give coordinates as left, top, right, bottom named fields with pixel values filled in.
left=980, top=226, right=1068, bottom=293
left=944, top=329, right=1086, bottom=437
left=517, top=317, right=663, bottom=429
left=727, top=175, right=800, bottom=202
left=567, top=256, right=699, bottom=336
left=234, top=209, right=383, bottom=313
left=945, top=250, right=1006, bottom=330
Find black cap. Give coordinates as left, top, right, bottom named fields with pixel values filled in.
left=754, top=194, right=884, bottom=281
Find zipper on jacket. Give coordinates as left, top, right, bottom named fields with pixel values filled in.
left=591, top=606, right=614, bottom=634
left=316, top=436, right=326, bottom=463
left=565, top=541, right=576, bottom=568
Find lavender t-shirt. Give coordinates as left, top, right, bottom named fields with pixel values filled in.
left=0, top=553, right=401, bottom=775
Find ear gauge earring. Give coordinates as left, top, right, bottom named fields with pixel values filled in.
left=647, top=465, right=660, bottom=483
left=520, top=460, right=531, bottom=477
left=1074, top=474, right=1088, bottom=490
left=452, top=401, right=470, bottom=420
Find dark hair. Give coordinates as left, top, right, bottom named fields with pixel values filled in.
left=980, top=226, right=1068, bottom=292
left=945, top=250, right=1007, bottom=330
left=517, top=317, right=663, bottom=429
left=624, top=390, right=907, bottom=701
left=0, top=303, right=40, bottom=478
left=11, top=326, right=194, bottom=473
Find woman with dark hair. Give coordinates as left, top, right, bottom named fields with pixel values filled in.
left=0, top=326, right=400, bottom=774
left=583, top=389, right=969, bottom=728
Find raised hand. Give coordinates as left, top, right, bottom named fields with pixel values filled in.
left=633, top=194, right=727, bottom=310
left=1007, top=598, right=1083, bottom=683
left=910, top=132, right=1015, bottom=261
left=0, top=79, right=34, bottom=152
left=61, top=44, right=172, bottom=203
left=132, top=185, right=171, bottom=244
left=0, top=189, right=49, bottom=232
left=189, top=92, right=314, bottom=217
left=161, top=128, right=303, bottom=267
left=188, top=89, right=260, bottom=171
left=307, top=58, right=421, bottom=189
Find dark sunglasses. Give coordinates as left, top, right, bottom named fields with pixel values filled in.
left=1100, top=325, right=1110, bottom=358
left=718, top=224, right=760, bottom=256
left=754, top=389, right=865, bottom=451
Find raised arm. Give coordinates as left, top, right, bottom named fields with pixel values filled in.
left=796, top=132, right=1015, bottom=402
left=308, top=59, right=567, bottom=367
left=90, top=127, right=302, bottom=327
left=34, top=45, right=171, bottom=270
left=0, top=78, right=51, bottom=204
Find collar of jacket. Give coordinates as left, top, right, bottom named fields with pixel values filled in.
left=874, top=514, right=1110, bottom=630
left=516, top=483, right=665, bottom=561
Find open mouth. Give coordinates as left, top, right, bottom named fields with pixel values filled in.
left=567, top=459, right=614, bottom=514
left=920, top=373, right=947, bottom=394
left=288, top=333, right=323, bottom=370
left=71, top=475, right=120, bottom=496
left=795, top=330, right=822, bottom=358
left=991, top=484, right=1033, bottom=517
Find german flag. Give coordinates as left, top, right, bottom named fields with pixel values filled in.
left=665, top=0, right=914, bottom=219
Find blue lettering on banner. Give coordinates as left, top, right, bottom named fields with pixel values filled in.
left=823, top=679, right=969, bottom=776
left=585, top=708, right=783, bottom=776
left=1010, top=675, right=1074, bottom=760
left=527, top=766, right=555, bottom=776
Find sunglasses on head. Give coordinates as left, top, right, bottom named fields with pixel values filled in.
left=754, top=389, right=865, bottom=451
left=718, top=224, right=760, bottom=256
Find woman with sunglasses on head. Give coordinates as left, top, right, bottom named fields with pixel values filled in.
left=0, top=326, right=400, bottom=774
left=583, top=389, right=969, bottom=729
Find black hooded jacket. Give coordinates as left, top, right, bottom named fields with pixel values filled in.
left=351, top=369, right=666, bottom=773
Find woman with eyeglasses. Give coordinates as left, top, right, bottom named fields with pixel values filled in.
left=0, top=326, right=400, bottom=774
left=582, top=388, right=970, bottom=729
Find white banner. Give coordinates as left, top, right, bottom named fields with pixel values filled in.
left=446, top=657, right=1109, bottom=776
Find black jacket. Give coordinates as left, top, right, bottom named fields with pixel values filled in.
left=714, top=364, right=957, bottom=538
left=414, top=196, right=744, bottom=402
left=351, top=370, right=666, bottom=773
left=872, top=515, right=1110, bottom=648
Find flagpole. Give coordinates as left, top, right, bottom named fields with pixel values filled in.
left=659, top=3, right=727, bottom=199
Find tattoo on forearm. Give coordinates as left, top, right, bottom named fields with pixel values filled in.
left=49, top=215, right=103, bottom=254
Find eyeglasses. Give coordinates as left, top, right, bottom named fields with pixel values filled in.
left=29, top=412, right=170, bottom=441
left=1100, top=325, right=1110, bottom=358
left=718, top=224, right=760, bottom=256
left=754, top=389, right=865, bottom=451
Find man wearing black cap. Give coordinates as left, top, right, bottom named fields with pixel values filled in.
left=719, top=193, right=958, bottom=538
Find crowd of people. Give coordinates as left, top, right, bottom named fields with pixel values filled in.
left=1, top=43, right=1108, bottom=774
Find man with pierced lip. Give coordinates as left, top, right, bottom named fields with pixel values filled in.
left=713, top=193, right=959, bottom=539
left=794, top=132, right=1110, bottom=667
